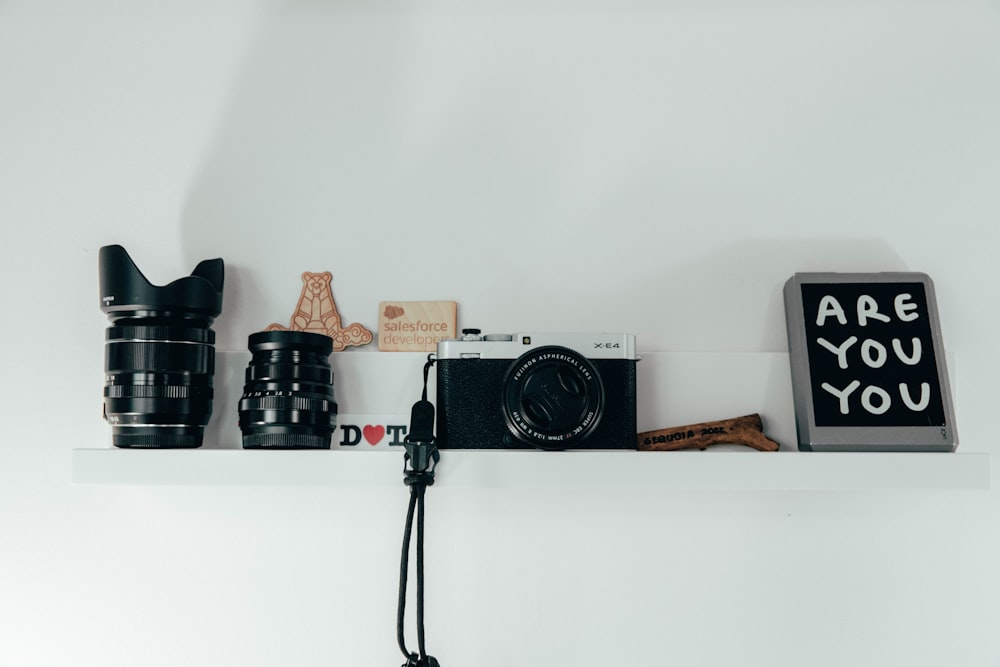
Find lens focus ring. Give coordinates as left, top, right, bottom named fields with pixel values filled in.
left=106, top=341, right=214, bottom=374
left=239, top=392, right=333, bottom=412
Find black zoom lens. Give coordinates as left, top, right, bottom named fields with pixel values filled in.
left=99, top=245, right=224, bottom=448
left=238, top=330, right=338, bottom=449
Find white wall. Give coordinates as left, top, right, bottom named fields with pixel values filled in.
left=2, top=1, right=999, bottom=665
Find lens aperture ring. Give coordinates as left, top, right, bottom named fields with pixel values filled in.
left=239, top=392, right=334, bottom=412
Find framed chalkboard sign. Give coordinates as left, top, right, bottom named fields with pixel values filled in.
left=783, top=272, right=957, bottom=452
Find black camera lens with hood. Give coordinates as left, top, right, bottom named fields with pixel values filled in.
left=98, top=244, right=224, bottom=448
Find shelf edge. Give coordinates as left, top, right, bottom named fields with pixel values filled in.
left=71, top=449, right=992, bottom=491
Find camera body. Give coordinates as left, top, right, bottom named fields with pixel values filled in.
left=435, top=331, right=638, bottom=450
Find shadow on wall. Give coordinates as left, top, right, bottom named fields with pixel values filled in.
left=179, top=4, right=912, bottom=354
left=179, top=3, right=421, bottom=351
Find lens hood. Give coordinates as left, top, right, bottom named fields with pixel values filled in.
left=99, top=244, right=224, bottom=318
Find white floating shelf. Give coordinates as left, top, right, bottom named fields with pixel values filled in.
left=76, top=351, right=989, bottom=490
left=71, top=448, right=992, bottom=491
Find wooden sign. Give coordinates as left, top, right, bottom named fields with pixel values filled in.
left=266, top=271, right=373, bottom=351
left=783, top=272, right=957, bottom=452
left=378, top=301, right=457, bottom=352
left=638, top=414, right=780, bottom=452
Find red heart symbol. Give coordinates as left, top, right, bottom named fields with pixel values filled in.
left=363, top=424, right=385, bottom=446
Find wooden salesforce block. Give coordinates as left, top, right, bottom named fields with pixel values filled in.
left=378, top=301, right=457, bottom=352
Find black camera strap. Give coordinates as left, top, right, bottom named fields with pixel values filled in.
left=396, top=356, right=440, bottom=667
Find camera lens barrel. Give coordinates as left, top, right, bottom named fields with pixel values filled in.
left=103, top=320, right=217, bottom=448
left=238, top=330, right=338, bottom=449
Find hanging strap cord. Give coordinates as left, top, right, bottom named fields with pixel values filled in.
left=397, top=356, right=440, bottom=667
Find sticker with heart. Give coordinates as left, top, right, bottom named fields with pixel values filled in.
left=363, top=424, right=386, bottom=446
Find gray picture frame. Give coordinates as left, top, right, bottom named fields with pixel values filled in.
left=783, top=272, right=958, bottom=452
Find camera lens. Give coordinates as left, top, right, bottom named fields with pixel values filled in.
left=238, top=330, right=338, bottom=449
left=103, top=322, right=217, bottom=447
left=501, top=346, right=605, bottom=450
left=99, top=245, right=224, bottom=448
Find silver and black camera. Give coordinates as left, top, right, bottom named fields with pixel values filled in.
left=435, top=331, right=638, bottom=450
